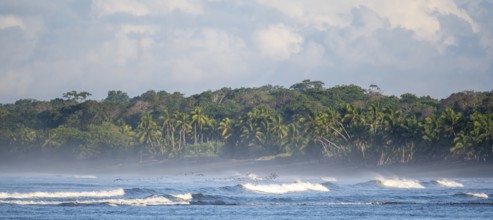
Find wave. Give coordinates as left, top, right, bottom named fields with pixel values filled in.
left=321, top=177, right=337, bottom=182
left=247, top=174, right=263, bottom=181
left=460, top=192, right=489, bottom=199
left=376, top=178, right=425, bottom=189
left=172, top=193, right=193, bottom=201
left=246, top=173, right=278, bottom=181
left=0, top=188, right=125, bottom=199
left=125, top=188, right=157, bottom=196
left=0, top=196, right=187, bottom=206
left=65, top=175, right=97, bottom=179
left=433, top=179, right=464, bottom=188
left=241, top=181, right=329, bottom=194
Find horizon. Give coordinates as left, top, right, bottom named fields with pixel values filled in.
left=1, top=0, right=492, bottom=103
left=0, top=81, right=491, bottom=104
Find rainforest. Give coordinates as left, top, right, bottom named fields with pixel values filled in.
left=1, top=80, right=492, bottom=166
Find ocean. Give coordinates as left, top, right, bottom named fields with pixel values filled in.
left=0, top=172, right=491, bottom=219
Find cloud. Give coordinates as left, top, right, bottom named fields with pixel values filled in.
left=87, top=24, right=158, bottom=65
left=164, top=28, right=249, bottom=89
left=91, top=0, right=203, bottom=17
left=91, top=0, right=150, bottom=17
left=254, top=24, right=304, bottom=60
left=0, top=0, right=491, bottom=102
left=257, top=0, right=478, bottom=42
left=0, top=15, right=25, bottom=30
left=0, top=14, right=44, bottom=38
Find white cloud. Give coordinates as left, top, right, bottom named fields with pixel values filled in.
left=91, top=0, right=203, bottom=17
left=165, top=28, right=249, bottom=85
left=191, top=28, right=246, bottom=51
left=292, top=41, right=328, bottom=69
left=254, top=24, right=304, bottom=60
left=120, top=24, right=159, bottom=35
left=150, top=0, right=204, bottom=15
left=0, top=15, right=25, bottom=30
left=92, top=0, right=150, bottom=17
left=363, top=0, right=478, bottom=41
left=257, top=0, right=353, bottom=29
left=0, top=0, right=491, bottom=102
left=88, top=25, right=158, bottom=65
left=257, top=0, right=478, bottom=42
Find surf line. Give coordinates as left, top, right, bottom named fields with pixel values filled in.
left=376, top=178, right=425, bottom=189
left=241, top=181, right=329, bottom=194
left=0, top=188, right=125, bottom=199
left=0, top=196, right=189, bottom=206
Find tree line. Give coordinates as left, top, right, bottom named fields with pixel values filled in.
left=0, top=80, right=492, bottom=165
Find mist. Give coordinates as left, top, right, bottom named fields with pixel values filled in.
left=2, top=151, right=492, bottom=182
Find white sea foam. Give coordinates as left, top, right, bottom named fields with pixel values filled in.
left=321, top=177, right=337, bottom=182
left=172, top=193, right=192, bottom=201
left=433, top=179, right=464, bottom=188
left=241, top=181, right=329, bottom=194
left=0, top=196, right=187, bottom=206
left=0, top=188, right=125, bottom=199
left=67, top=175, right=97, bottom=179
left=376, top=178, right=425, bottom=189
left=463, top=192, right=489, bottom=199
left=247, top=174, right=263, bottom=181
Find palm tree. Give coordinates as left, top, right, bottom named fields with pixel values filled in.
left=234, top=107, right=273, bottom=155
left=191, top=107, right=209, bottom=144
left=438, top=107, right=463, bottom=139
left=367, top=104, right=384, bottom=136
left=218, top=117, right=233, bottom=141
left=159, top=109, right=176, bottom=155
left=42, top=130, right=61, bottom=151
left=453, top=112, right=493, bottom=161
left=378, top=106, right=405, bottom=164
left=340, top=104, right=368, bottom=161
left=419, top=114, right=442, bottom=158
left=286, top=122, right=306, bottom=154
left=299, top=110, right=343, bottom=158
left=378, top=106, right=420, bottom=164
left=136, top=112, right=159, bottom=162
left=365, top=104, right=385, bottom=162
left=173, top=112, right=191, bottom=156
left=269, top=114, right=288, bottom=153
left=117, top=120, right=136, bottom=150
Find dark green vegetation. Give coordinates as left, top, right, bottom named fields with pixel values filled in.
left=1, top=80, right=492, bottom=165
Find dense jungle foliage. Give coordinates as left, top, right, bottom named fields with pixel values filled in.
left=1, top=80, right=492, bottom=165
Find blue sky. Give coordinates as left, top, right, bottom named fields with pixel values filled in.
left=0, top=0, right=492, bottom=103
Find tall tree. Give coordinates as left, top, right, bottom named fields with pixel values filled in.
left=191, top=107, right=209, bottom=144
left=136, top=112, right=160, bottom=162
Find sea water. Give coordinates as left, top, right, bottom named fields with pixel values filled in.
left=0, top=173, right=492, bottom=219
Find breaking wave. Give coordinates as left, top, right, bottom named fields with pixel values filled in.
left=172, top=193, right=193, bottom=201
left=0, top=196, right=187, bottom=206
left=246, top=173, right=278, bottom=181
left=241, top=181, right=329, bottom=194
left=247, top=174, right=263, bottom=181
left=321, top=177, right=337, bottom=182
left=376, top=178, right=425, bottom=189
left=66, top=175, right=97, bottom=179
left=461, top=192, right=489, bottom=199
left=0, top=188, right=125, bottom=199
left=433, top=179, right=464, bottom=188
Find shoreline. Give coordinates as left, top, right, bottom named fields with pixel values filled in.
left=1, top=157, right=492, bottom=178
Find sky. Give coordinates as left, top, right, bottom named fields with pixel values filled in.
left=0, top=0, right=492, bottom=103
